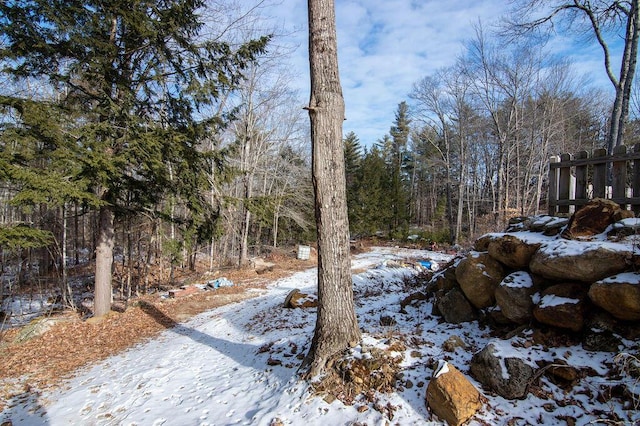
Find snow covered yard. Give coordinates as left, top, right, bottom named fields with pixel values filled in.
left=1, top=246, right=638, bottom=425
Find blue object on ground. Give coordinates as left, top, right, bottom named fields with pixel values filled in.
left=418, top=259, right=439, bottom=271
left=207, top=277, right=233, bottom=289
left=418, top=260, right=432, bottom=269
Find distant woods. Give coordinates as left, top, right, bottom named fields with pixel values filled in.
left=0, top=2, right=637, bottom=308
left=0, top=1, right=307, bottom=312
left=346, top=12, right=640, bottom=246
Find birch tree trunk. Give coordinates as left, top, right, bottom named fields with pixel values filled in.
left=303, top=0, right=360, bottom=377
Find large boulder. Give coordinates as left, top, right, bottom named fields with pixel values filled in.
left=495, top=271, right=539, bottom=325
left=529, top=240, right=632, bottom=282
left=469, top=342, right=534, bottom=400
left=436, top=288, right=477, bottom=324
left=562, top=198, right=633, bottom=239
left=455, top=252, right=505, bottom=309
left=486, top=234, right=543, bottom=269
left=426, top=361, right=482, bottom=426
left=533, top=283, right=588, bottom=332
left=588, top=272, right=640, bottom=321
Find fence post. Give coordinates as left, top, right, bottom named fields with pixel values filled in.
left=592, top=148, right=608, bottom=199
left=574, top=151, right=588, bottom=205
left=612, top=145, right=628, bottom=206
left=548, top=155, right=560, bottom=216
left=558, top=153, right=571, bottom=214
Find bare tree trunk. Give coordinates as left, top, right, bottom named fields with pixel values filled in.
left=455, top=135, right=466, bottom=244
left=94, top=204, right=114, bottom=317
left=607, top=0, right=639, bottom=151
left=303, top=0, right=360, bottom=377
left=440, top=128, right=455, bottom=244
left=239, top=174, right=252, bottom=267
left=60, top=204, right=74, bottom=308
left=74, top=202, right=79, bottom=265
left=272, top=205, right=280, bottom=248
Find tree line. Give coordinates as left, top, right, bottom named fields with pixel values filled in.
left=0, top=1, right=638, bottom=316
left=345, top=4, right=640, bottom=245
left=0, top=1, right=300, bottom=316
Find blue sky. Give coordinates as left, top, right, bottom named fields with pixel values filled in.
left=263, top=0, right=618, bottom=147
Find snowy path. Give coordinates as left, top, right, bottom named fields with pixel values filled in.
left=4, top=247, right=442, bottom=426
left=37, top=270, right=318, bottom=426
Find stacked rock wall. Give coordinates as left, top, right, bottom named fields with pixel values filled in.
left=430, top=199, right=640, bottom=350
left=422, top=199, right=640, bottom=408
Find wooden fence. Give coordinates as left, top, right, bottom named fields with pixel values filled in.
left=548, top=144, right=640, bottom=215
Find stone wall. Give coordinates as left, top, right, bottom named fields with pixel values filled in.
left=430, top=199, right=640, bottom=349
left=421, top=199, right=640, bottom=406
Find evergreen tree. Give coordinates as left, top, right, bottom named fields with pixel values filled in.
left=352, top=146, right=392, bottom=236
left=0, top=96, right=97, bottom=211
left=344, top=131, right=362, bottom=186
left=343, top=131, right=362, bottom=233
left=0, top=0, right=269, bottom=317
left=0, top=95, right=99, bottom=293
left=386, top=101, right=412, bottom=236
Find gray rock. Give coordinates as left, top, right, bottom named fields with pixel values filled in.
left=607, top=217, right=640, bottom=240
left=470, top=342, right=534, bottom=400
left=442, top=335, right=467, bottom=352
left=436, top=288, right=477, bottom=324
left=495, top=271, right=539, bottom=325
left=582, top=330, right=622, bottom=352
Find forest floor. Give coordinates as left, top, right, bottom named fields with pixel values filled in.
left=0, top=248, right=322, bottom=412
left=1, top=242, right=638, bottom=425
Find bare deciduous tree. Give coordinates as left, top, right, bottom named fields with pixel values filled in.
left=506, top=0, right=640, bottom=152
left=302, top=0, right=360, bottom=377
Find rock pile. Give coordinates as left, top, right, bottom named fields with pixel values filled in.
left=419, top=198, right=640, bottom=410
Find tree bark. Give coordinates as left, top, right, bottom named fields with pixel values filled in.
left=614, top=0, right=640, bottom=149
left=303, top=0, right=360, bottom=377
left=94, top=204, right=114, bottom=317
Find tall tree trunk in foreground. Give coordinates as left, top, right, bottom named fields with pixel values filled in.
left=303, top=0, right=361, bottom=377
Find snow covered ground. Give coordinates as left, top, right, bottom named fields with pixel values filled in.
left=1, top=246, right=638, bottom=425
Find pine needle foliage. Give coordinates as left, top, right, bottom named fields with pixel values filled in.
left=1, top=1, right=270, bottom=314
left=0, top=0, right=270, bottom=245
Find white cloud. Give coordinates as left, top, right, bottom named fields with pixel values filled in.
left=266, top=0, right=618, bottom=147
